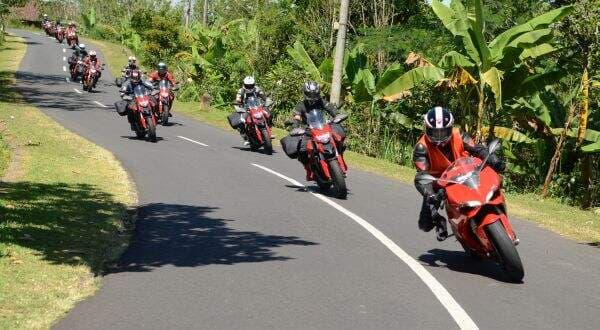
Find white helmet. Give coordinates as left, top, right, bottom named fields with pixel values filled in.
left=243, top=76, right=255, bottom=93
left=89, top=50, right=97, bottom=57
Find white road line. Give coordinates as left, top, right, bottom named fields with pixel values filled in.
left=65, top=77, right=70, bottom=83
left=177, top=136, right=209, bottom=147
left=73, top=88, right=82, bottom=94
left=251, top=163, right=479, bottom=330
left=62, top=66, right=66, bottom=72
left=62, top=49, right=66, bottom=53
left=62, top=56, right=66, bottom=61
left=93, top=101, right=108, bottom=108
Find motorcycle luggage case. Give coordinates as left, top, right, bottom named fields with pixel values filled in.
left=114, top=100, right=129, bottom=116
left=227, top=111, right=244, bottom=129
left=280, top=134, right=302, bottom=159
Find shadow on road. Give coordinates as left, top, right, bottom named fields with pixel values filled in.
left=231, top=146, right=278, bottom=155
left=111, top=203, right=317, bottom=273
left=418, top=248, right=514, bottom=283
left=0, top=181, right=129, bottom=275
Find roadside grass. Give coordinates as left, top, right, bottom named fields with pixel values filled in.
left=0, top=34, right=137, bottom=328
left=93, top=37, right=600, bottom=244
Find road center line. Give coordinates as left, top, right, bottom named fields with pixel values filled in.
left=62, top=66, right=66, bottom=72
left=251, top=163, right=479, bottom=330
left=63, top=49, right=66, bottom=53
left=93, top=101, right=108, bottom=108
left=62, top=56, right=66, bottom=61
left=177, top=136, right=209, bottom=147
left=73, top=88, right=82, bottom=94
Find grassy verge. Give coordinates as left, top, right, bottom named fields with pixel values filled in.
left=0, top=34, right=137, bottom=328
left=93, top=37, right=599, bottom=244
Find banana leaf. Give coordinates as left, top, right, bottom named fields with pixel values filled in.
left=377, top=67, right=445, bottom=101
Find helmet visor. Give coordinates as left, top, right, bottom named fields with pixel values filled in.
left=426, top=127, right=452, bottom=144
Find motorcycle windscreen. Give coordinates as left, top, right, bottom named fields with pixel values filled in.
left=307, top=109, right=326, bottom=129
left=159, top=80, right=170, bottom=89
left=244, top=96, right=260, bottom=109
left=133, top=84, right=148, bottom=98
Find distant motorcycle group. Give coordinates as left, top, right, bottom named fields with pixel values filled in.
left=42, top=18, right=79, bottom=48
left=40, top=15, right=524, bottom=282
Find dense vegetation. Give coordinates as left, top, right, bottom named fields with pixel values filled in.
left=5, top=0, right=599, bottom=209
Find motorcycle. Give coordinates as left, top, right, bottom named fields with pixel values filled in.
left=55, top=26, right=64, bottom=43
left=82, top=62, right=104, bottom=92
left=288, top=110, right=349, bottom=199
left=70, top=55, right=86, bottom=82
left=238, top=96, right=273, bottom=154
left=43, top=22, right=53, bottom=35
left=417, top=139, right=524, bottom=282
left=66, top=30, right=78, bottom=49
left=122, top=84, right=158, bottom=142
left=155, top=79, right=178, bottom=125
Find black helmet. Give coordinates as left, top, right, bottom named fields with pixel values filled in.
left=303, top=81, right=321, bottom=105
left=131, top=70, right=141, bottom=84
left=157, top=62, right=167, bottom=75
left=424, top=106, right=454, bottom=146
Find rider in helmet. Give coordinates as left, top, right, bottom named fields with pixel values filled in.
left=413, top=106, right=506, bottom=238
left=148, top=62, right=176, bottom=85
left=292, top=81, right=346, bottom=181
left=68, top=43, right=88, bottom=72
left=84, top=50, right=102, bottom=86
left=234, top=76, right=273, bottom=143
left=120, top=70, right=156, bottom=130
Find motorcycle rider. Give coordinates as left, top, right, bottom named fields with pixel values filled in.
left=68, top=43, right=88, bottom=73
left=83, top=50, right=102, bottom=87
left=292, top=81, right=345, bottom=181
left=148, top=62, right=177, bottom=114
left=234, top=76, right=273, bottom=143
left=120, top=70, right=156, bottom=130
left=413, top=106, right=506, bottom=236
left=42, top=14, right=49, bottom=24
left=120, top=56, right=139, bottom=84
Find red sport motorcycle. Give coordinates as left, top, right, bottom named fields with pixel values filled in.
left=43, top=22, right=53, bottom=36
left=155, top=79, right=177, bottom=125
left=66, top=29, right=79, bottom=48
left=70, top=55, right=86, bottom=82
left=82, top=62, right=103, bottom=92
left=122, top=84, right=159, bottom=142
left=238, top=96, right=273, bottom=154
left=289, top=110, right=349, bottom=199
left=55, top=26, right=64, bottom=43
left=417, top=140, right=524, bottom=282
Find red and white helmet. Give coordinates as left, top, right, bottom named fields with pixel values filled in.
left=424, top=106, right=454, bottom=146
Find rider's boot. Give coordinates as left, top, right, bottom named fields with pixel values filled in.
left=304, top=164, right=315, bottom=181
left=434, top=214, right=448, bottom=242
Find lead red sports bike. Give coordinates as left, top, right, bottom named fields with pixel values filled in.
left=55, top=26, right=64, bottom=43
left=66, top=29, right=79, bottom=48
left=418, top=140, right=524, bottom=282
left=122, top=84, right=158, bottom=142
left=82, top=61, right=103, bottom=92
left=289, top=110, right=349, bottom=199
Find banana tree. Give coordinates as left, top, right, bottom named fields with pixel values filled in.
left=374, top=0, right=573, bottom=141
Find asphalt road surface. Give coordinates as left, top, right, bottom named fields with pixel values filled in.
left=11, top=30, right=600, bottom=330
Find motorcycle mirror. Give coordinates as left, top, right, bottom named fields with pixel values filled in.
left=172, top=86, right=180, bottom=91
left=416, top=174, right=438, bottom=185
left=478, top=139, right=501, bottom=172
left=332, top=113, right=348, bottom=124
left=290, top=128, right=306, bottom=136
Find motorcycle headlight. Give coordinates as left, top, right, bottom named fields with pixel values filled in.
left=459, top=200, right=482, bottom=209
left=253, top=112, right=263, bottom=119
left=139, top=100, right=149, bottom=107
left=91, top=69, right=97, bottom=73
left=486, top=186, right=499, bottom=202
left=315, top=132, right=331, bottom=143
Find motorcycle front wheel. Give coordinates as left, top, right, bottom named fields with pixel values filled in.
left=486, top=220, right=524, bottom=282
left=261, top=128, right=273, bottom=155
left=146, top=116, right=157, bottom=143
left=161, top=103, right=170, bottom=125
left=328, top=160, right=347, bottom=199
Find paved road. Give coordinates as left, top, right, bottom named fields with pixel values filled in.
left=12, top=30, right=600, bottom=329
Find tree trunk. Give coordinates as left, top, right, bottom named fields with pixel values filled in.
left=202, top=0, right=209, bottom=26
left=541, top=104, right=578, bottom=198
left=475, top=83, right=485, bottom=143
left=330, top=0, right=350, bottom=105
left=580, top=154, right=593, bottom=208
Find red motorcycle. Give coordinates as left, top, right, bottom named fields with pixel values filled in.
left=155, top=79, right=177, bottom=125
left=82, top=62, right=104, bottom=92
left=66, top=30, right=79, bottom=48
left=43, top=22, right=53, bottom=35
left=289, top=110, right=349, bottom=199
left=55, top=26, right=64, bottom=43
left=122, top=84, right=158, bottom=142
left=418, top=140, right=524, bottom=282
left=238, top=96, right=273, bottom=154
left=70, top=55, right=86, bottom=82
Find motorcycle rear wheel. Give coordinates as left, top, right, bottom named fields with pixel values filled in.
left=328, top=160, right=347, bottom=199
left=486, top=220, right=524, bottom=282
left=146, top=117, right=157, bottom=143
